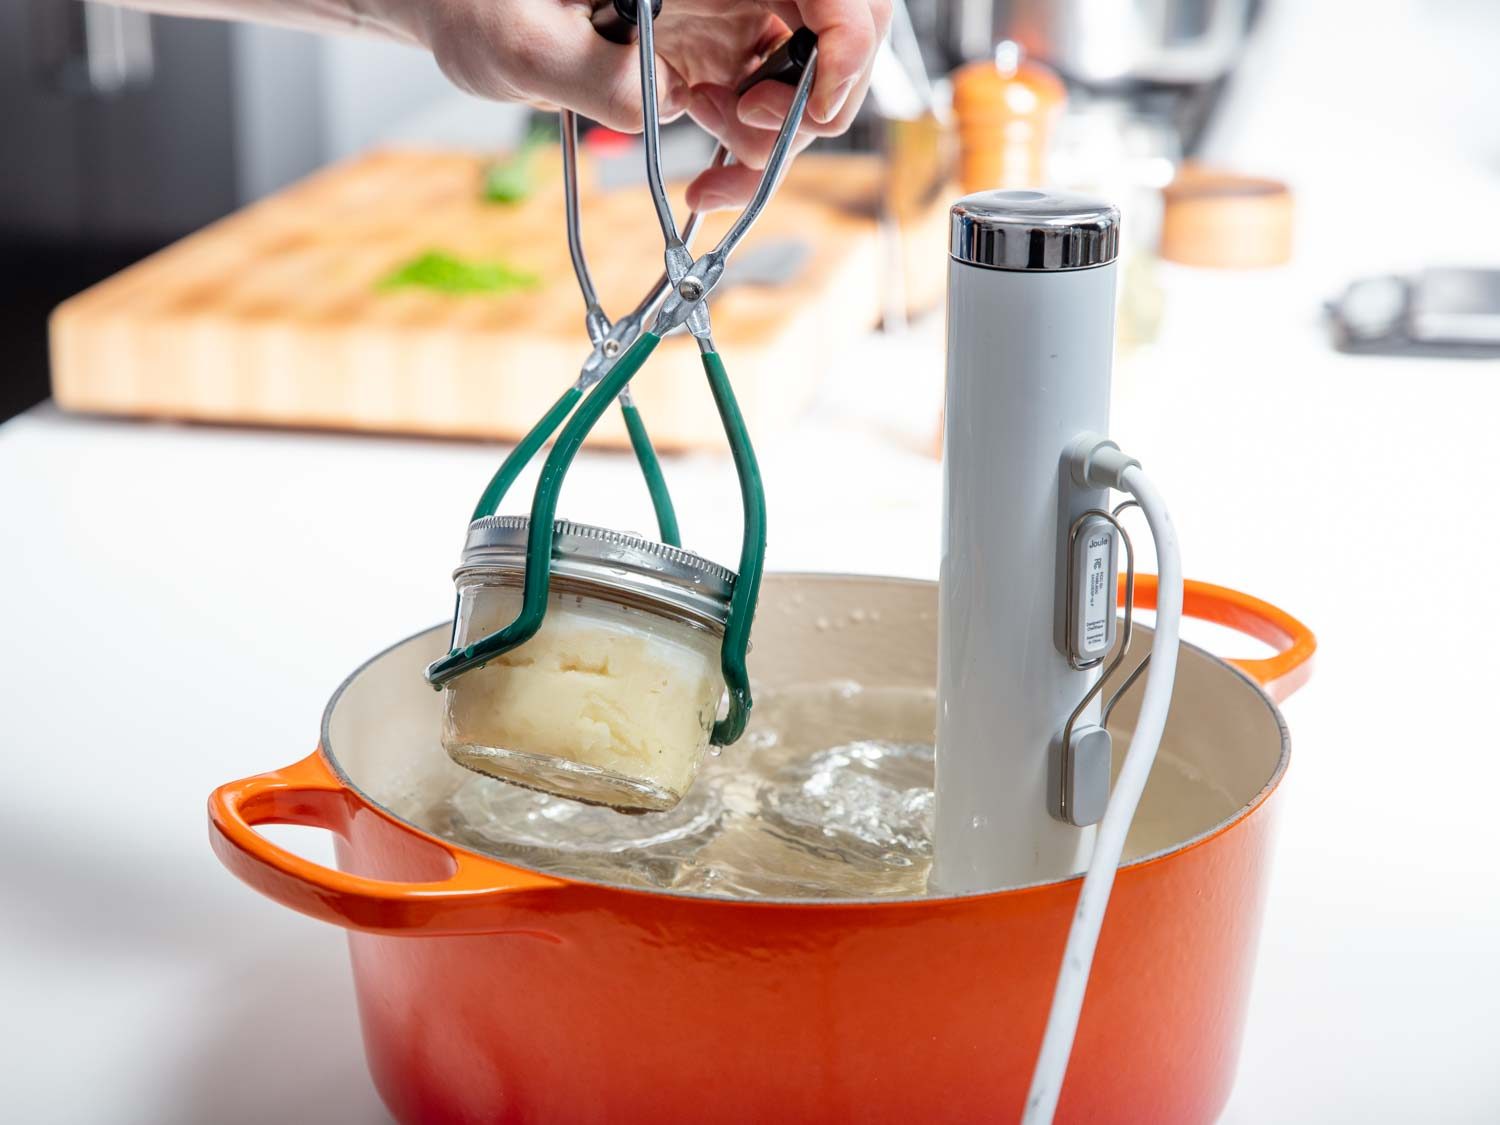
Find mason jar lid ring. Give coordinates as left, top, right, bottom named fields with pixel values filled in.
left=458, top=516, right=736, bottom=631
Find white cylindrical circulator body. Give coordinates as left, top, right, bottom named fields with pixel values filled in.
left=935, top=190, right=1121, bottom=893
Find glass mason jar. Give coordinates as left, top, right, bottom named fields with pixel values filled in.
left=441, top=517, right=734, bottom=812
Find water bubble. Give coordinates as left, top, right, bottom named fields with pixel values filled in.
left=747, top=728, right=779, bottom=750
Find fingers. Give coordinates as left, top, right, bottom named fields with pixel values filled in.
left=685, top=162, right=764, bottom=212
left=423, top=0, right=887, bottom=208
left=686, top=76, right=833, bottom=178
left=704, top=2, right=886, bottom=175
left=689, top=85, right=781, bottom=171
left=426, top=0, right=688, bottom=134
left=424, top=0, right=886, bottom=144
left=685, top=133, right=816, bottom=211
left=766, top=0, right=892, bottom=125
left=735, top=75, right=863, bottom=138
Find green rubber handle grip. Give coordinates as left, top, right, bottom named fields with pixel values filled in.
left=621, top=399, right=681, bottom=547
left=470, top=385, right=583, bottom=521
left=701, top=349, right=765, bottom=746
left=469, top=375, right=678, bottom=544
left=427, top=332, right=663, bottom=686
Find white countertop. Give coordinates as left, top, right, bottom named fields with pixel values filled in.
left=5, top=3, right=1500, bottom=1120
left=5, top=257, right=1499, bottom=1122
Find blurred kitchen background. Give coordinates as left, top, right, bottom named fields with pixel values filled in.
left=6, top=0, right=1497, bottom=427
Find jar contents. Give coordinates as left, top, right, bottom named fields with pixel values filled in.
left=439, top=517, right=736, bottom=813
left=444, top=586, right=723, bottom=811
left=419, top=680, right=1243, bottom=900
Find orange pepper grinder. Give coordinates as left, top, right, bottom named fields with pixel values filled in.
left=950, top=41, right=1066, bottom=193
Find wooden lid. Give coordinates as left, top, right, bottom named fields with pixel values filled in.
left=1160, top=164, right=1294, bottom=269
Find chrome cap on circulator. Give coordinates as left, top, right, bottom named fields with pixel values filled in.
left=949, top=190, right=1120, bottom=272
left=458, top=516, right=735, bottom=629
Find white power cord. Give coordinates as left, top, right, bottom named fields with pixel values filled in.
left=1021, top=461, right=1184, bottom=1125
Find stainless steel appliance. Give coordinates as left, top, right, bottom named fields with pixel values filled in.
left=920, top=0, right=1262, bottom=152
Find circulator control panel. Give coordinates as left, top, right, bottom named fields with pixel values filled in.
left=1066, top=515, right=1119, bottom=667
left=1054, top=446, right=1116, bottom=667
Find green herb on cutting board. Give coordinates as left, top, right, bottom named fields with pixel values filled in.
left=377, top=251, right=540, bottom=296
left=481, top=120, right=557, bottom=204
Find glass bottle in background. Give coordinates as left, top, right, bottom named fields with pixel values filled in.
left=1048, top=99, right=1180, bottom=352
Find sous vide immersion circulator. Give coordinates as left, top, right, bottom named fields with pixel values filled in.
left=934, top=190, right=1122, bottom=893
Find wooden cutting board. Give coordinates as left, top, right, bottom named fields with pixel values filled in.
left=51, top=148, right=942, bottom=449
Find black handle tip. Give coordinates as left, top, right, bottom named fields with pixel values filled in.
left=589, top=0, right=665, bottom=45
left=736, top=28, right=819, bottom=95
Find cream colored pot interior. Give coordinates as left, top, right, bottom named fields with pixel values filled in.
left=324, top=574, right=1288, bottom=889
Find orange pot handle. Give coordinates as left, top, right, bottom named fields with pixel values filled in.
left=208, top=751, right=567, bottom=936
left=1126, top=575, right=1316, bottom=702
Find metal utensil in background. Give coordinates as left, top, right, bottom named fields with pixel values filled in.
left=869, top=0, right=955, bottom=330
left=32, top=0, right=154, bottom=97
left=928, top=0, right=1262, bottom=155
left=999, top=0, right=1254, bottom=86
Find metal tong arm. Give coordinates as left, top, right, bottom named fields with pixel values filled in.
left=467, top=105, right=706, bottom=542
left=559, top=110, right=609, bottom=349
left=604, top=29, right=806, bottom=327
left=634, top=0, right=682, bottom=252
left=560, top=107, right=680, bottom=545
left=427, top=331, right=665, bottom=687
left=559, top=107, right=717, bottom=349
left=716, top=30, right=820, bottom=266
left=637, top=0, right=819, bottom=334
left=469, top=23, right=811, bottom=534
left=649, top=88, right=819, bottom=337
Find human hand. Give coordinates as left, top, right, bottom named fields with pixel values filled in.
left=407, top=0, right=891, bottom=210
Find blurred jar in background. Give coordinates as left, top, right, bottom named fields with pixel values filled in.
left=950, top=41, right=1065, bottom=192
left=1049, top=101, right=1180, bottom=351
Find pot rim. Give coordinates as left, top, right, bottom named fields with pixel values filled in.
left=319, top=573, right=1291, bottom=909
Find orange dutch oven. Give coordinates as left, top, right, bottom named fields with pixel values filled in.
left=209, top=573, right=1313, bottom=1124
